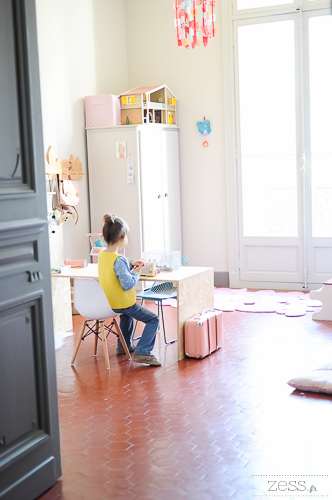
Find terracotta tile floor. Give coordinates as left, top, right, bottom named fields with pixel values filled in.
left=39, top=301, right=332, bottom=499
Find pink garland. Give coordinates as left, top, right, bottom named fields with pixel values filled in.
left=174, top=0, right=216, bottom=49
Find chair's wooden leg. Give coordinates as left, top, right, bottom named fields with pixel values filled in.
left=113, top=318, right=131, bottom=361
left=100, top=321, right=110, bottom=369
left=93, top=320, right=99, bottom=356
left=71, top=320, right=86, bottom=365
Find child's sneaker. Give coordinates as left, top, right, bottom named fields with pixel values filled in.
left=132, top=354, right=161, bottom=366
left=116, top=344, right=135, bottom=355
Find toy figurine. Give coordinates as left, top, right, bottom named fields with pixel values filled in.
left=197, top=117, right=211, bottom=135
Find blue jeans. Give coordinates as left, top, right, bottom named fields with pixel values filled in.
left=113, top=303, right=159, bottom=356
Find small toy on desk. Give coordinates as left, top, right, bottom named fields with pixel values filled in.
left=139, top=261, right=157, bottom=277
left=142, top=251, right=181, bottom=272
left=60, top=265, right=71, bottom=273
left=64, top=259, right=88, bottom=268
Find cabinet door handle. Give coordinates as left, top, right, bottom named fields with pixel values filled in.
left=164, top=193, right=168, bottom=197
left=158, top=194, right=161, bottom=198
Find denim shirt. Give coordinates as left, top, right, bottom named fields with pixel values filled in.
left=114, top=256, right=139, bottom=291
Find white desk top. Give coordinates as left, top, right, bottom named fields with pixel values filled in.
left=51, top=263, right=213, bottom=283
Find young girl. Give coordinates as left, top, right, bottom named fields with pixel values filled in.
left=98, top=214, right=161, bottom=366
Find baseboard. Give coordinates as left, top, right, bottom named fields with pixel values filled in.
left=214, top=272, right=229, bottom=287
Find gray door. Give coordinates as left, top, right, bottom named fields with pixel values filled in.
left=0, top=1, right=61, bottom=499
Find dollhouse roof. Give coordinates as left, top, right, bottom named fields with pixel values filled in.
left=119, top=85, right=176, bottom=98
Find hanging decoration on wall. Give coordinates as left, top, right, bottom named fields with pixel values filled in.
left=197, top=117, right=211, bottom=135
left=174, top=0, right=216, bottom=49
left=197, top=117, right=211, bottom=146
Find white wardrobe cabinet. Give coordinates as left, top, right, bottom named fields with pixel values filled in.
left=86, top=125, right=182, bottom=261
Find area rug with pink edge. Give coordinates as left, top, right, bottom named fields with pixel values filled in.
left=158, top=288, right=322, bottom=317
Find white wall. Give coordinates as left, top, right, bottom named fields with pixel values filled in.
left=36, top=0, right=228, bottom=273
left=36, top=0, right=129, bottom=267
left=124, top=0, right=228, bottom=271
left=92, top=0, right=129, bottom=95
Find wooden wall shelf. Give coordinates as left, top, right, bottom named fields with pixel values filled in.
left=45, top=146, right=84, bottom=180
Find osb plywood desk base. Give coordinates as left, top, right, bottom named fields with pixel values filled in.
left=51, top=264, right=214, bottom=361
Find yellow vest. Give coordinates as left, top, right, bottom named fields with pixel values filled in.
left=98, top=250, right=136, bottom=309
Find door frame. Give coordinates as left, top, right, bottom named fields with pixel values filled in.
left=302, top=8, right=332, bottom=285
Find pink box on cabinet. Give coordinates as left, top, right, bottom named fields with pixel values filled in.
left=84, top=94, right=121, bottom=127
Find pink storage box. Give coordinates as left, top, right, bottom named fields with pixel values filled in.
left=84, top=94, right=121, bottom=128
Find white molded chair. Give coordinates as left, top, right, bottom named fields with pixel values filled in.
left=71, top=278, right=131, bottom=369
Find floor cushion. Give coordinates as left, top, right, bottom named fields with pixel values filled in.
left=288, top=361, right=332, bottom=394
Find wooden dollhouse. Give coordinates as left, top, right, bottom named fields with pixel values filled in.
left=119, top=85, right=177, bottom=126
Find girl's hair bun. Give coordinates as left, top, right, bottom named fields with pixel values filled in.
left=104, top=213, right=115, bottom=224
left=102, top=214, right=129, bottom=245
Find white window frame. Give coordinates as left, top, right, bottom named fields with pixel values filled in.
left=303, top=0, right=332, bottom=10
left=221, top=0, right=330, bottom=289
left=233, top=0, right=331, bottom=17
left=233, top=0, right=298, bottom=18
